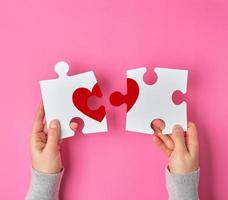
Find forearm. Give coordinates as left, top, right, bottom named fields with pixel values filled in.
left=166, top=168, right=199, bottom=200
left=25, top=168, right=63, bottom=200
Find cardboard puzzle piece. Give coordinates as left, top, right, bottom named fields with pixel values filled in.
left=110, top=67, right=188, bottom=134
left=40, top=61, right=107, bottom=139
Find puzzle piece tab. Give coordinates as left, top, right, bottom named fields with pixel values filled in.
left=111, top=67, right=188, bottom=134
left=40, top=61, right=107, bottom=139
left=110, top=78, right=139, bottom=112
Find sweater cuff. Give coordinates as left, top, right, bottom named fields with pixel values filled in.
left=25, top=168, right=64, bottom=200
left=166, top=167, right=199, bottom=200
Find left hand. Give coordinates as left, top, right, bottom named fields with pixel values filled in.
left=29, top=103, right=78, bottom=174
left=29, top=103, right=63, bottom=173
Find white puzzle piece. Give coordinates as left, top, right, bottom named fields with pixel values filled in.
left=40, top=61, right=107, bottom=139
left=126, top=67, right=188, bottom=134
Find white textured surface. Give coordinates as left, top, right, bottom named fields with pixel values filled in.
left=126, top=67, right=188, bottom=134
left=40, top=61, right=107, bottom=139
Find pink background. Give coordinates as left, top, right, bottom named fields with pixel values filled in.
left=0, top=0, right=228, bottom=199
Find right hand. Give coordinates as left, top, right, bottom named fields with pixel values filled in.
left=152, top=120, right=199, bottom=174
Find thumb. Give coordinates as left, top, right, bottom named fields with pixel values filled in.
left=170, top=125, right=187, bottom=152
left=47, top=119, right=60, bottom=148
left=186, top=122, right=199, bottom=156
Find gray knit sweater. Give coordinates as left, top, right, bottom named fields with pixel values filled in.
left=25, top=168, right=199, bottom=200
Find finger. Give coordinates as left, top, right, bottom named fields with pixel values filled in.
left=30, top=132, right=46, bottom=145
left=151, top=119, right=174, bottom=150
left=186, top=122, right=199, bottom=156
left=32, top=102, right=45, bottom=133
left=29, top=132, right=47, bottom=152
left=70, top=122, right=79, bottom=132
left=156, top=132, right=174, bottom=150
left=152, top=135, right=172, bottom=157
left=46, top=119, right=60, bottom=148
left=170, top=125, right=187, bottom=152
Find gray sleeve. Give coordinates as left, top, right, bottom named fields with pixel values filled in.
left=166, top=168, right=199, bottom=200
left=25, top=168, right=64, bottom=200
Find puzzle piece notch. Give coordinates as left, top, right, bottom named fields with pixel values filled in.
left=143, top=67, right=158, bottom=85
left=126, top=67, right=188, bottom=134
left=40, top=61, right=107, bottom=139
left=110, top=78, right=139, bottom=112
left=172, top=90, right=186, bottom=105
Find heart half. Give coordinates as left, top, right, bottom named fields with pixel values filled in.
left=72, top=83, right=106, bottom=122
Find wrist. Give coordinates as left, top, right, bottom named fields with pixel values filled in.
left=32, top=163, right=63, bottom=174
left=168, top=165, right=199, bottom=175
left=32, top=167, right=64, bottom=175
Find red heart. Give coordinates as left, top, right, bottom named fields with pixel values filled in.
left=72, top=83, right=106, bottom=122
left=109, top=78, right=139, bottom=112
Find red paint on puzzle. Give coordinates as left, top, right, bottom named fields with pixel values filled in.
left=110, top=78, right=139, bottom=112
left=72, top=83, right=106, bottom=122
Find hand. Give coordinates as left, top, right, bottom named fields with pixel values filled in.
left=152, top=120, right=199, bottom=174
left=29, top=103, right=78, bottom=174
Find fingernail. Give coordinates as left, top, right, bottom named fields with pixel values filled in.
left=172, top=124, right=183, bottom=132
left=50, top=119, right=59, bottom=128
